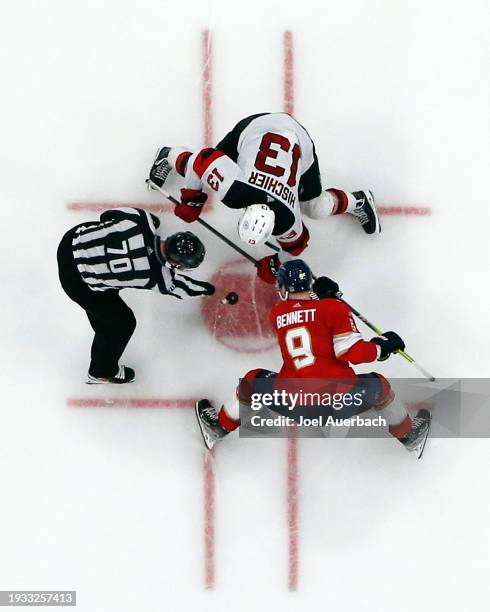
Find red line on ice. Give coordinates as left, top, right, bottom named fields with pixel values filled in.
left=67, top=398, right=195, bottom=408
left=203, top=450, right=215, bottom=590
left=202, top=27, right=216, bottom=590
left=284, top=29, right=299, bottom=592
left=202, top=29, right=213, bottom=148
left=287, top=436, right=299, bottom=591
left=284, top=31, right=294, bottom=116
left=67, top=201, right=174, bottom=213
left=378, top=206, right=431, bottom=216
left=67, top=202, right=432, bottom=216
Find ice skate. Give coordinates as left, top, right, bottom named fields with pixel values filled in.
left=195, top=399, right=229, bottom=450
left=86, top=365, right=135, bottom=385
left=350, top=190, right=381, bottom=234
left=400, top=408, right=432, bottom=458
left=147, top=146, right=172, bottom=192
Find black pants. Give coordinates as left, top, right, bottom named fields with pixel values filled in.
left=57, top=227, right=136, bottom=377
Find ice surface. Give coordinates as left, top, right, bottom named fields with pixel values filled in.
left=1, top=0, right=489, bottom=610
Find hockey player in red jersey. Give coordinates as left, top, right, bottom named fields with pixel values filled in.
left=195, top=260, right=431, bottom=456
left=147, top=113, right=380, bottom=281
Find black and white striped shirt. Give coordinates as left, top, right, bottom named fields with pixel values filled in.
left=72, top=207, right=211, bottom=298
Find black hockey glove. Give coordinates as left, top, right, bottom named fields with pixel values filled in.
left=371, top=331, right=405, bottom=361
left=312, top=276, right=341, bottom=299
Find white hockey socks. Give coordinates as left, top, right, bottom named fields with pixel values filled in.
left=301, top=188, right=357, bottom=219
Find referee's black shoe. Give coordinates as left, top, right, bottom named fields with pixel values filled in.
left=86, top=365, right=135, bottom=385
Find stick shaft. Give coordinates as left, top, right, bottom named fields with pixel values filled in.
left=153, top=188, right=259, bottom=264
left=156, top=187, right=435, bottom=380
left=196, top=217, right=258, bottom=264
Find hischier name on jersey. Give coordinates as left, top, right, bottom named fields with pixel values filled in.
left=148, top=112, right=381, bottom=270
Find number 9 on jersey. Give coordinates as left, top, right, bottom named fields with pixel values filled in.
left=285, top=327, right=315, bottom=369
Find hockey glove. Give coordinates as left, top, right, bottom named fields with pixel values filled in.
left=312, top=276, right=341, bottom=299
left=371, top=331, right=406, bottom=361
left=256, top=254, right=281, bottom=284
left=174, top=188, right=208, bottom=223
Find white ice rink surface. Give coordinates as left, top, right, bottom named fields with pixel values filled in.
left=1, top=0, right=490, bottom=610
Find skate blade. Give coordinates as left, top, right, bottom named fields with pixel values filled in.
left=195, top=402, right=216, bottom=450
left=366, top=190, right=381, bottom=234
left=85, top=376, right=135, bottom=385
left=146, top=178, right=160, bottom=192
left=86, top=376, right=110, bottom=384
left=417, top=413, right=432, bottom=459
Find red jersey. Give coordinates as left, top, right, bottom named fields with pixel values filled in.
left=270, top=297, right=379, bottom=379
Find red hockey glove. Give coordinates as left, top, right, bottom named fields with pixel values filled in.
left=277, top=223, right=310, bottom=255
left=256, top=254, right=281, bottom=284
left=174, top=188, right=208, bottom=223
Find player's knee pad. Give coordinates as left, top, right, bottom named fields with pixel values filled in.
left=237, top=368, right=276, bottom=404
left=372, top=373, right=395, bottom=409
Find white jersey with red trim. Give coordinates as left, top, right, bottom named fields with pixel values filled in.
left=176, top=113, right=322, bottom=253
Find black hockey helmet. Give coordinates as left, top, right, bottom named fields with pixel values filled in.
left=276, top=259, right=313, bottom=293
left=165, top=231, right=205, bottom=269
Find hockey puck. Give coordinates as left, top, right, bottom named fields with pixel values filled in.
left=222, top=291, right=239, bottom=305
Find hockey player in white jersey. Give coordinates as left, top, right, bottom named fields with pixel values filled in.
left=147, top=112, right=380, bottom=283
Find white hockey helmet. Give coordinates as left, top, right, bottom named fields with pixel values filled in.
left=238, top=204, right=275, bottom=247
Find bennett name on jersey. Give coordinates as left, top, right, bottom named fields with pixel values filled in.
left=275, top=308, right=316, bottom=328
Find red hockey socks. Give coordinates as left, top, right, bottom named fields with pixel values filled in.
left=327, top=188, right=356, bottom=214
left=218, top=407, right=240, bottom=432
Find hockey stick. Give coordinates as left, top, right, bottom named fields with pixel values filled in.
left=151, top=183, right=435, bottom=380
